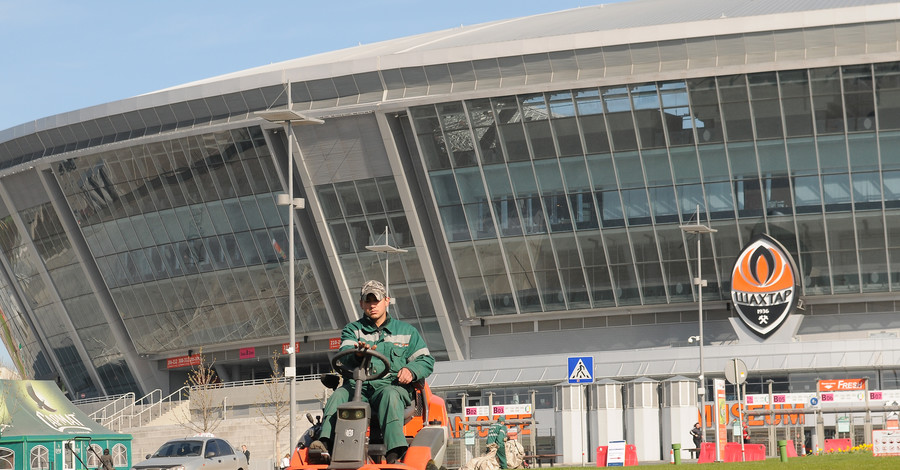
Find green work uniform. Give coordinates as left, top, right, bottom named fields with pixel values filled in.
left=320, top=315, right=434, bottom=453
left=486, top=421, right=508, bottom=469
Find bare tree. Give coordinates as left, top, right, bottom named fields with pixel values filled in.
left=176, top=349, right=223, bottom=434
left=257, top=353, right=291, bottom=461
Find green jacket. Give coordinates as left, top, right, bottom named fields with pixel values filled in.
left=339, top=315, right=434, bottom=384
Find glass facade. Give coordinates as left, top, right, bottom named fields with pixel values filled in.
left=2, top=2, right=900, bottom=398
left=54, top=128, right=329, bottom=356
left=412, top=64, right=900, bottom=318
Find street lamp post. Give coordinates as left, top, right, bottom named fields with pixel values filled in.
left=680, top=205, right=717, bottom=450
left=365, top=226, right=407, bottom=313
left=256, top=104, right=323, bottom=452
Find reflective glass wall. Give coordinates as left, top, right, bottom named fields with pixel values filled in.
left=54, top=127, right=329, bottom=356
left=411, top=63, right=900, bottom=318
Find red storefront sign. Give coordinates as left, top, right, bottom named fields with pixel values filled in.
left=818, top=378, right=866, bottom=392
left=166, top=354, right=202, bottom=369
left=329, top=338, right=341, bottom=350
left=282, top=342, right=300, bottom=355
left=239, top=347, right=256, bottom=359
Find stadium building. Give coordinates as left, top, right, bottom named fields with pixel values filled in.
left=4, top=0, right=900, bottom=459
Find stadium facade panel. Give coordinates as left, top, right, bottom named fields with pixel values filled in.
left=1, top=0, right=900, bottom=405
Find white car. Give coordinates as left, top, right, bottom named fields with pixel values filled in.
left=132, top=437, right=248, bottom=470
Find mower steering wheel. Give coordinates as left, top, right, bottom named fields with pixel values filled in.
left=331, top=346, right=391, bottom=383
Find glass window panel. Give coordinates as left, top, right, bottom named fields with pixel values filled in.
left=223, top=200, right=249, bottom=233
left=826, top=213, right=859, bottom=293
left=543, top=194, right=572, bottom=232
left=786, top=138, right=819, bottom=176
left=535, top=269, right=565, bottom=309
left=430, top=171, right=461, bottom=207
left=580, top=114, right=611, bottom=154
left=687, top=77, right=723, bottom=144
left=459, top=276, right=492, bottom=316
left=875, top=63, right=900, bottom=130
left=241, top=197, right=265, bottom=230
left=649, top=186, right=678, bottom=223
left=822, top=173, right=852, bottom=212
left=356, top=179, right=384, bottom=214
left=817, top=135, right=848, bottom=173
left=884, top=170, right=900, bottom=207
left=575, top=88, right=603, bottom=115
left=706, top=182, right=735, bottom=219
left=641, top=149, right=672, bottom=186
left=810, top=67, right=844, bottom=134
left=757, top=140, right=788, bottom=176
left=418, top=132, right=451, bottom=171
left=484, top=273, right=516, bottom=315
left=552, top=117, right=583, bottom=157
left=621, top=189, right=651, bottom=225
left=517, top=196, right=547, bottom=234
left=606, top=112, right=638, bottom=151
left=464, top=203, right=495, bottom=240
left=483, top=165, right=514, bottom=199
left=698, top=145, right=729, bottom=181
left=660, top=81, right=695, bottom=146
left=781, top=78, right=814, bottom=137
left=853, top=172, right=882, bottom=210
left=508, top=162, right=538, bottom=195
left=632, top=86, right=666, bottom=149
left=569, top=192, right=598, bottom=230
left=560, top=156, right=590, bottom=192
left=677, top=184, right=704, bottom=217
left=843, top=66, right=876, bottom=132
left=455, top=167, right=486, bottom=204
left=446, top=129, right=478, bottom=167
left=586, top=153, right=617, bottom=190
left=848, top=133, right=878, bottom=172
left=204, top=201, right=231, bottom=234
left=719, top=75, right=753, bottom=141
left=511, top=272, right=542, bottom=313
left=614, top=151, right=643, bottom=188
left=335, top=182, right=363, bottom=216
left=764, top=177, right=793, bottom=214
left=734, top=178, right=764, bottom=218
left=451, top=244, right=481, bottom=277
left=499, top=122, right=529, bottom=162
left=439, top=206, right=470, bottom=242
left=793, top=176, right=822, bottom=213
left=526, top=120, right=556, bottom=159
left=492, top=199, right=522, bottom=237
left=728, top=142, right=758, bottom=179
left=597, top=191, right=624, bottom=227
left=329, top=222, right=355, bottom=254
left=670, top=146, right=701, bottom=184
left=560, top=267, right=590, bottom=308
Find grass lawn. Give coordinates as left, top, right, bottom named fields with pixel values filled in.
left=553, top=452, right=899, bottom=468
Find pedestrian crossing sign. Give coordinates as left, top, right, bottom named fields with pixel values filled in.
left=567, top=356, right=594, bottom=384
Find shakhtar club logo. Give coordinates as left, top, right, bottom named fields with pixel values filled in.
left=730, top=234, right=799, bottom=337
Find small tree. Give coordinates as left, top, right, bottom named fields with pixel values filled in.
left=258, top=353, right=291, bottom=462
left=177, top=349, right=222, bottom=434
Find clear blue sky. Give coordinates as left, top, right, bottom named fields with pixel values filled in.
left=0, top=1, right=622, bottom=374
left=0, top=0, right=622, bottom=132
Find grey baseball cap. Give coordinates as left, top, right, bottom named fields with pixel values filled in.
left=360, top=280, right=387, bottom=301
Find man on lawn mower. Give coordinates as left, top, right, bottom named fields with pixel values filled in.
left=312, top=280, right=435, bottom=464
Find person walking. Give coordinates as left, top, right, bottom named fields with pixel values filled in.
left=241, top=445, right=250, bottom=464
left=99, top=449, right=114, bottom=470
left=690, top=422, right=703, bottom=458
left=486, top=416, right=509, bottom=469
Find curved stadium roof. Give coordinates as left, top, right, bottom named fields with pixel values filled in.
left=3, top=0, right=900, bottom=158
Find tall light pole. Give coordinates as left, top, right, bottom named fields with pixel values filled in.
left=256, top=103, right=323, bottom=453
left=680, top=204, right=716, bottom=449
left=365, top=226, right=407, bottom=313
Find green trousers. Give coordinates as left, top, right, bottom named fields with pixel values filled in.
left=321, top=380, right=414, bottom=452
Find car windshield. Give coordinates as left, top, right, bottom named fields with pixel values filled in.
left=152, top=441, right=203, bottom=458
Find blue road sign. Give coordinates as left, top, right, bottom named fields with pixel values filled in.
left=568, top=356, right=594, bottom=384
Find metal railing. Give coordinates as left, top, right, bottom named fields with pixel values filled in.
left=97, top=373, right=327, bottom=432
left=86, top=392, right=135, bottom=424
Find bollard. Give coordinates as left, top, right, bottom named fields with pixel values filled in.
left=672, top=444, right=681, bottom=465
left=778, top=440, right=788, bottom=463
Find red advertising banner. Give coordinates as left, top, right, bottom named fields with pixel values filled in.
left=715, top=379, right=727, bottom=461
left=166, top=354, right=202, bottom=369
left=281, top=342, right=300, bottom=355
left=818, top=378, right=866, bottom=392
left=329, top=338, right=341, bottom=350
left=239, top=347, right=256, bottom=359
